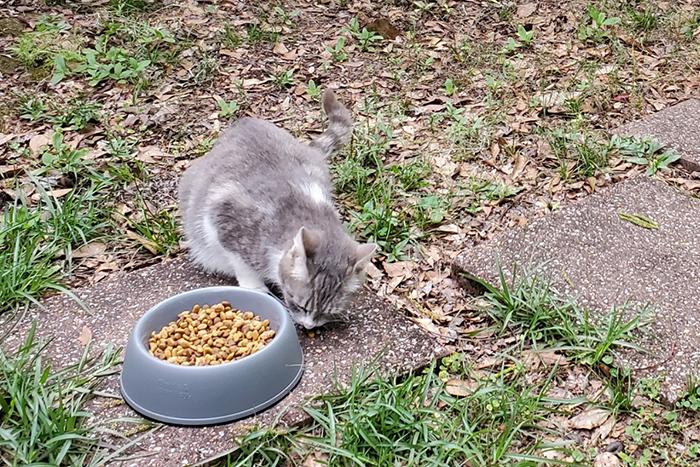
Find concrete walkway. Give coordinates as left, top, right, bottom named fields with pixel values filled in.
left=617, top=98, right=700, bottom=173
left=453, top=176, right=700, bottom=401
left=1, top=257, right=447, bottom=466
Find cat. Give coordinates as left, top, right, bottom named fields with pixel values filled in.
left=179, top=90, right=377, bottom=329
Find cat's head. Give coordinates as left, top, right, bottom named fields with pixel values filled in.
left=278, top=227, right=377, bottom=329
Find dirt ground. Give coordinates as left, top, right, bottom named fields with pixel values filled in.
left=2, top=0, right=700, bottom=464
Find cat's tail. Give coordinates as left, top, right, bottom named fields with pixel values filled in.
left=310, top=90, right=352, bottom=157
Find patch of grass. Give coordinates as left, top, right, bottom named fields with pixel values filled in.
left=468, top=265, right=650, bottom=366
left=333, top=121, right=414, bottom=261
left=239, top=362, right=577, bottom=466
left=17, top=95, right=101, bottom=130
left=453, top=177, right=521, bottom=214
left=222, top=22, right=242, bottom=48
left=226, top=428, right=298, bottom=466
left=0, top=179, right=114, bottom=314
left=245, top=23, right=279, bottom=45
left=109, top=0, right=159, bottom=15
left=9, top=18, right=79, bottom=70
left=628, top=8, right=658, bottom=33
left=0, top=323, right=125, bottom=466
left=126, top=201, right=180, bottom=256
left=545, top=127, right=611, bottom=179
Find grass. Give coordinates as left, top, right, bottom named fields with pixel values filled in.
left=0, top=180, right=113, bottom=314
left=0, top=323, right=127, bottom=466
left=467, top=264, right=650, bottom=366
left=225, top=361, right=581, bottom=467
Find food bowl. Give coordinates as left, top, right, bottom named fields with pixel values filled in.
left=120, top=286, right=304, bottom=425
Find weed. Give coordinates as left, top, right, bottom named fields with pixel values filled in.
left=579, top=5, right=621, bottom=43
left=10, top=23, right=79, bottom=70
left=53, top=36, right=152, bottom=86
left=676, top=373, right=700, bottom=412
left=269, top=69, right=295, bottom=89
left=325, top=37, right=348, bottom=62
left=609, top=135, right=681, bottom=175
left=103, top=136, right=147, bottom=185
left=447, top=114, right=494, bottom=161
left=454, top=177, right=520, bottom=214
left=271, top=6, right=300, bottom=27
left=186, top=54, right=218, bottom=85
left=217, top=98, right=239, bottom=120
left=443, top=77, right=456, bottom=96
left=345, top=18, right=383, bottom=52
left=0, top=324, right=124, bottom=465
left=305, top=79, right=321, bottom=99
left=18, top=95, right=101, bottom=130
left=37, top=129, right=93, bottom=177
left=517, top=24, right=535, bottom=45
left=412, top=194, right=450, bottom=228
left=389, top=158, right=431, bottom=190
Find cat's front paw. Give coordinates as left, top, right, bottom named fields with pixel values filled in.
left=236, top=279, right=269, bottom=294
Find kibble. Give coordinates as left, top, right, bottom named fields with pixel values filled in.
left=148, top=301, right=275, bottom=366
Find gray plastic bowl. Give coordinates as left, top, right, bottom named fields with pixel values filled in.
left=120, top=286, right=304, bottom=426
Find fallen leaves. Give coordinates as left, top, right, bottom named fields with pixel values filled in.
left=567, top=407, right=610, bottom=430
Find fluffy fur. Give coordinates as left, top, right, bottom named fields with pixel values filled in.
left=179, top=91, right=376, bottom=329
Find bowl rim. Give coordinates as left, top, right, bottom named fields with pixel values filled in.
left=133, top=286, right=293, bottom=370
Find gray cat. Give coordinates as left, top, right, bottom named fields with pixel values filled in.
left=179, top=90, right=377, bottom=329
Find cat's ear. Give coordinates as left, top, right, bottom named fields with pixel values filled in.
left=353, top=242, right=377, bottom=271
left=287, top=227, right=322, bottom=280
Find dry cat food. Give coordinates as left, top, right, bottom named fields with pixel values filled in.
left=148, top=301, right=275, bottom=366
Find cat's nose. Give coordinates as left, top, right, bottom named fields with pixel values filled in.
left=296, top=315, right=317, bottom=330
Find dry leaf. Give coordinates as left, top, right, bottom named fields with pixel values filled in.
left=272, top=42, right=289, bottom=55
left=29, top=134, right=51, bottom=155
left=510, top=153, right=528, bottom=180
left=568, top=408, right=610, bottom=430
left=125, top=230, right=159, bottom=255
left=364, top=262, right=383, bottom=279
left=593, top=452, right=620, bottom=467
left=72, top=241, right=107, bottom=258
left=49, top=188, right=72, bottom=198
left=382, top=261, right=413, bottom=278
left=445, top=378, right=478, bottom=397
left=516, top=3, right=537, bottom=18
left=137, top=146, right=169, bottom=163
left=78, top=326, right=92, bottom=346
left=302, top=452, right=329, bottom=467
left=0, top=133, right=17, bottom=146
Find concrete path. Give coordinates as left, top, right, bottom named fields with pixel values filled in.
left=617, top=98, right=700, bottom=173
left=1, top=257, right=447, bottom=466
left=453, top=177, right=700, bottom=401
